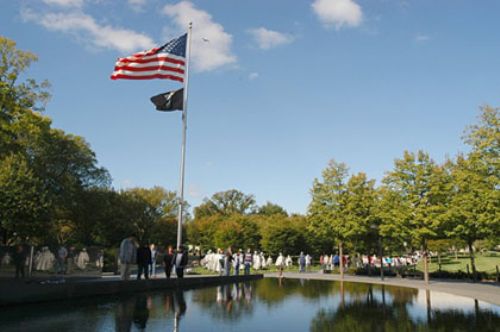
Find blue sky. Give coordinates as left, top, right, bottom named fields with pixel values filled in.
left=2, top=0, right=500, bottom=214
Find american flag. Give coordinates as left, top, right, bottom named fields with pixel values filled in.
left=110, top=34, right=187, bottom=82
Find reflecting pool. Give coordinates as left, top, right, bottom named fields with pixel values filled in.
left=1, top=278, right=499, bottom=331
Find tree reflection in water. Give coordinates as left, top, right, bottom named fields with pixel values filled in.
left=192, top=279, right=498, bottom=332
left=0, top=279, right=497, bottom=331
left=308, top=283, right=499, bottom=332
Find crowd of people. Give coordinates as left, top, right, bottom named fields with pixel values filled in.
left=2, top=238, right=423, bottom=281
left=0, top=244, right=102, bottom=278
left=197, top=248, right=421, bottom=276
left=199, top=248, right=315, bottom=276
left=118, top=235, right=188, bottom=281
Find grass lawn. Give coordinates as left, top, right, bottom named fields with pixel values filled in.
left=189, top=254, right=500, bottom=277
left=416, top=254, right=500, bottom=274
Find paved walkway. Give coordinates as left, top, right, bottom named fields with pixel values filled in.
left=265, top=272, right=500, bottom=306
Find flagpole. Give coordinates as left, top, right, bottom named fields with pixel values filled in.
left=176, top=22, right=192, bottom=251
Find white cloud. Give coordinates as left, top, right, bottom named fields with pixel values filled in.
left=188, top=184, right=203, bottom=199
left=121, top=179, right=134, bottom=188
left=248, top=72, right=259, bottom=80
left=128, top=0, right=147, bottom=12
left=248, top=27, right=294, bottom=50
left=312, top=0, right=363, bottom=30
left=162, top=1, right=236, bottom=72
left=42, top=0, right=84, bottom=7
left=22, top=9, right=155, bottom=53
left=415, top=34, right=430, bottom=42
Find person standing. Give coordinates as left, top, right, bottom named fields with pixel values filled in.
left=67, top=246, right=76, bottom=274
left=305, top=254, right=312, bottom=272
left=233, top=249, right=242, bottom=276
left=56, top=245, right=68, bottom=275
left=333, top=254, right=340, bottom=270
left=163, top=246, right=174, bottom=279
left=218, top=248, right=225, bottom=276
left=244, top=249, right=252, bottom=275
left=299, top=252, right=306, bottom=273
left=275, top=252, right=285, bottom=278
left=137, top=243, right=152, bottom=280
left=119, top=235, right=137, bottom=280
left=12, top=244, right=26, bottom=279
left=149, top=244, right=157, bottom=278
left=173, top=246, right=188, bottom=278
left=224, top=249, right=233, bottom=276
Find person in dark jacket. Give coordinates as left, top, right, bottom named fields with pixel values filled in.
left=173, top=246, right=188, bottom=278
left=163, top=246, right=174, bottom=279
left=136, top=243, right=152, bottom=280
left=12, top=245, right=26, bottom=279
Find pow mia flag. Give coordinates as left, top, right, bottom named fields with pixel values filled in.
left=150, top=88, right=184, bottom=111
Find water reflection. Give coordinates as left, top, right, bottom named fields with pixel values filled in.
left=192, top=282, right=254, bottom=322
left=306, top=281, right=499, bottom=332
left=0, top=279, right=498, bottom=332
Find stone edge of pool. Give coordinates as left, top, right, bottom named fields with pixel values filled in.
left=0, top=274, right=263, bottom=306
left=265, top=272, right=500, bottom=306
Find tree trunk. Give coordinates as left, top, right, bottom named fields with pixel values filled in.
left=340, top=280, right=345, bottom=308
left=468, top=241, right=477, bottom=282
left=423, top=249, right=429, bottom=285
left=339, top=241, right=344, bottom=280
left=426, top=289, right=432, bottom=322
left=379, top=238, right=384, bottom=281
left=438, top=252, right=441, bottom=271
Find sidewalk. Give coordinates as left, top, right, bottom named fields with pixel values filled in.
left=265, top=272, right=500, bottom=306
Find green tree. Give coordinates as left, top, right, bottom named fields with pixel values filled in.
left=214, top=218, right=243, bottom=250
left=223, top=215, right=262, bottom=251
left=260, top=215, right=305, bottom=256
left=121, top=187, right=188, bottom=243
left=443, top=106, right=499, bottom=280
left=0, top=153, right=50, bottom=244
left=90, top=189, right=138, bottom=247
left=186, top=215, right=222, bottom=252
left=308, top=160, right=349, bottom=277
left=257, top=202, right=288, bottom=216
left=376, top=186, right=411, bottom=255
left=1, top=37, right=50, bottom=157
left=343, top=172, right=378, bottom=254
left=0, top=36, right=112, bottom=245
left=382, top=150, right=450, bottom=283
left=194, top=189, right=256, bottom=218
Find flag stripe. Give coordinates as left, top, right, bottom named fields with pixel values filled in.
left=111, top=68, right=184, bottom=77
left=113, top=64, right=185, bottom=74
left=116, top=55, right=185, bottom=66
left=114, top=59, right=185, bottom=70
left=111, top=74, right=184, bottom=82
